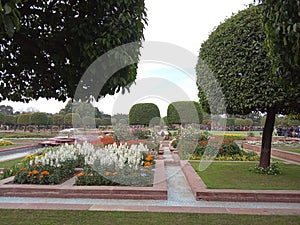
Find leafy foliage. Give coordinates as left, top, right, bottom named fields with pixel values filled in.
left=64, top=113, right=81, bottom=127
left=129, top=103, right=160, bottom=125
left=31, top=112, right=48, bottom=127
left=17, top=113, right=31, bottom=125
left=196, top=5, right=300, bottom=168
left=197, top=5, right=285, bottom=115
left=0, top=0, right=21, bottom=37
left=167, top=101, right=203, bottom=125
left=0, top=0, right=147, bottom=102
left=260, top=0, right=300, bottom=95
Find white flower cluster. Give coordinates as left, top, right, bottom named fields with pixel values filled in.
left=83, top=142, right=148, bottom=171
left=33, top=141, right=149, bottom=171
left=34, top=143, right=79, bottom=167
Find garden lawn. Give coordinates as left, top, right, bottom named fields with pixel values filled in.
left=0, top=143, right=24, bottom=150
left=282, top=149, right=300, bottom=154
left=276, top=147, right=300, bottom=154
left=0, top=157, right=23, bottom=169
left=0, top=209, right=299, bottom=225
left=190, top=162, right=300, bottom=190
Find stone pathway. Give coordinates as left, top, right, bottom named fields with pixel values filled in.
left=0, top=142, right=300, bottom=215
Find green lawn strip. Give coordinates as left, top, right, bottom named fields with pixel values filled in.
left=0, top=209, right=299, bottom=225
left=0, top=157, right=24, bottom=169
left=0, top=143, right=27, bottom=150
left=276, top=148, right=300, bottom=154
left=283, top=149, right=300, bottom=154
left=190, top=162, right=300, bottom=190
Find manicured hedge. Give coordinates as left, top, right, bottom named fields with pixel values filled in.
left=167, top=101, right=203, bottom=125
left=129, top=103, right=160, bottom=125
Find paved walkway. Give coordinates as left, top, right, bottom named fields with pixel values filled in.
left=0, top=144, right=300, bottom=215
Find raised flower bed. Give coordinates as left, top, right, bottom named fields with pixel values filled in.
left=13, top=142, right=156, bottom=186
left=0, top=141, right=167, bottom=200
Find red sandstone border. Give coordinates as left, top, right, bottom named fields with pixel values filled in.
left=243, top=143, right=300, bottom=164
left=0, top=144, right=39, bottom=153
left=181, top=160, right=300, bottom=203
left=0, top=160, right=167, bottom=200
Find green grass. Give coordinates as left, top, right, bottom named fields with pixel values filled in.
left=0, top=209, right=299, bottom=225
left=191, top=162, right=300, bottom=190
left=0, top=132, right=55, bottom=139
left=0, top=143, right=25, bottom=150
left=0, top=157, right=23, bottom=169
left=282, top=149, right=300, bottom=154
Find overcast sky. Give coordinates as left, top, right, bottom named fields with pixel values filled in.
left=1, top=0, right=253, bottom=116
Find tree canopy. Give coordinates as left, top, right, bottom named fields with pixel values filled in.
left=0, top=0, right=147, bottom=102
left=196, top=5, right=299, bottom=168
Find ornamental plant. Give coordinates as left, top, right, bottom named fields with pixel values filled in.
left=191, top=137, right=259, bottom=161
left=0, top=140, right=13, bottom=146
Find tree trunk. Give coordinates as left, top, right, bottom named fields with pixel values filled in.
left=259, top=107, right=276, bottom=168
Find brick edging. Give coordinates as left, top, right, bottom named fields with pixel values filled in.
left=182, top=160, right=300, bottom=202
left=243, top=143, right=300, bottom=163
left=0, top=160, right=167, bottom=200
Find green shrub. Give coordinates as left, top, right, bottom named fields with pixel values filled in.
left=167, top=101, right=203, bottom=125
left=129, top=103, right=160, bottom=125
left=250, top=162, right=282, bottom=175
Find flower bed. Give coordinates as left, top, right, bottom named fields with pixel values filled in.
left=13, top=142, right=156, bottom=186
left=172, top=127, right=259, bottom=161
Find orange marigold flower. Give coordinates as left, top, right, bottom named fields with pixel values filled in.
left=41, top=171, right=49, bottom=175
left=32, top=170, right=39, bottom=175
left=21, top=167, right=27, bottom=172
left=145, top=155, right=153, bottom=161
left=105, top=172, right=111, bottom=176
left=76, top=173, right=84, bottom=177
left=144, top=162, right=151, bottom=167
left=27, top=171, right=32, bottom=176
left=33, top=176, right=37, bottom=179
left=112, top=171, right=118, bottom=176
left=40, top=175, right=44, bottom=179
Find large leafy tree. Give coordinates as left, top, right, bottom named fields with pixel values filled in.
left=0, top=0, right=147, bottom=102
left=196, top=5, right=299, bottom=168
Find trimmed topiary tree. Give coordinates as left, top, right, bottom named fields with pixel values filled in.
left=31, top=112, right=48, bottom=131
left=167, top=101, right=203, bottom=125
left=196, top=5, right=299, bottom=168
left=129, top=103, right=160, bottom=125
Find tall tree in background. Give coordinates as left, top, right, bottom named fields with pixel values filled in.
left=196, top=5, right=299, bottom=168
left=31, top=112, right=48, bottom=131
left=0, top=0, right=147, bottom=102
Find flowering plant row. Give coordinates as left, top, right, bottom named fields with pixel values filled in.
left=172, top=127, right=259, bottom=161
left=13, top=141, right=155, bottom=186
